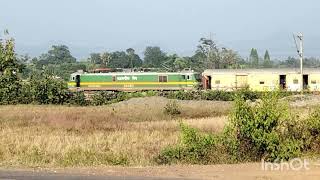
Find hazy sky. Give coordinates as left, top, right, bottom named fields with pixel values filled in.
left=1, top=0, right=319, bottom=59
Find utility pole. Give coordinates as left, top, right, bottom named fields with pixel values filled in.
left=293, top=33, right=304, bottom=94
left=208, top=32, right=213, bottom=69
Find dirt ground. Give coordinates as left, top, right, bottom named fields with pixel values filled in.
left=4, top=162, right=319, bottom=180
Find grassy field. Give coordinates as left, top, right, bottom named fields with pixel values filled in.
left=1, top=95, right=318, bottom=168
left=0, top=97, right=230, bottom=167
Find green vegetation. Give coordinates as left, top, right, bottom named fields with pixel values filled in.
left=0, top=38, right=290, bottom=106
left=157, top=92, right=320, bottom=165
left=7, top=33, right=320, bottom=84
left=263, top=50, right=272, bottom=68
left=3, top=30, right=320, bottom=168
left=0, top=38, right=23, bottom=105
left=0, top=39, right=306, bottom=105
left=249, top=48, right=259, bottom=68
left=164, top=100, right=181, bottom=116
left=156, top=123, right=218, bottom=164
left=0, top=97, right=230, bottom=167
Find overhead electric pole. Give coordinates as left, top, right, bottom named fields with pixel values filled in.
left=293, top=33, right=304, bottom=94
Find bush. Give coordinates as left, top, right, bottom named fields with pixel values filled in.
left=224, top=92, right=303, bottom=161
left=164, top=100, right=181, bottom=116
left=28, top=72, right=70, bottom=104
left=157, top=91, right=306, bottom=165
left=68, top=91, right=88, bottom=106
left=19, top=81, right=33, bottom=104
left=234, top=88, right=261, bottom=101
left=165, top=91, right=192, bottom=100
left=303, top=107, right=320, bottom=152
left=156, top=123, right=216, bottom=164
left=163, top=89, right=267, bottom=102
left=90, top=91, right=131, bottom=105
left=201, top=90, right=234, bottom=101
left=91, top=91, right=112, bottom=105
left=0, top=74, right=22, bottom=105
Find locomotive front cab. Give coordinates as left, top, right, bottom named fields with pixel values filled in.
left=180, top=70, right=201, bottom=89
left=68, top=70, right=84, bottom=89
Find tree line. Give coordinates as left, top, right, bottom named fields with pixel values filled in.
left=1, top=36, right=319, bottom=105
left=20, top=38, right=242, bottom=80
left=6, top=35, right=320, bottom=82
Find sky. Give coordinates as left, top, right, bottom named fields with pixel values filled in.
left=1, top=0, right=320, bottom=59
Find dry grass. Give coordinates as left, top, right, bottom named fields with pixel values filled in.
left=1, top=95, right=318, bottom=168
left=0, top=97, right=231, bottom=132
left=0, top=97, right=230, bottom=167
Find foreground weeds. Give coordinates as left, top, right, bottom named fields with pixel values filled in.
left=2, top=92, right=320, bottom=167
left=0, top=97, right=228, bottom=167
left=157, top=92, right=320, bottom=165
left=0, top=126, right=177, bottom=167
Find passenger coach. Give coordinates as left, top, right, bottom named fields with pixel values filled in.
left=202, top=68, right=320, bottom=92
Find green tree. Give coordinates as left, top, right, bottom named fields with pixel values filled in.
left=38, top=45, right=76, bottom=65
left=263, top=50, right=272, bottom=68
left=101, top=52, right=112, bottom=68
left=194, top=38, right=241, bottom=70
left=126, top=48, right=142, bottom=68
left=0, top=37, right=22, bottom=104
left=174, top=57, right=189, bottom=70
left=143, top=46, right=167, bottom=68
left=190, top=52, right=207, bottom=71
left=220, top=48, right=240, bottom=69
left=197, top=38, right=219, bottom=69
left=160, top=54, right=189, bottom=71
left=249, top=48, right=259, bottom=68
left=89, top=53, right=102, bottom=65
left=108, top=51, right=130, bottom=68
left=126, top=48, right=135, bottom=69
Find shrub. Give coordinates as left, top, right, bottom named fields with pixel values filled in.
left=156, top=123, right=216, bottom=165
left=91, top=91, right=131, bottom=105
left=225, top=92, right=303, bottom=161
left=306, top=107, right=320, bottom=135
left=0, top=39, right=23, bottom=105
left=91, top=91, right=110, bottom=105
left=166, top=91, right=200, bottom=100
left=303, top=107, right=320, bottom=152
left=234, top=88, right=261, bottom=101
left=201, top=90, right=233, bottom=101
left=68, top=91, right=88, bottom=106
left=28, top=72, right=70, bottom=104
left=164, top=100, right=181, bottom=116
left=0, top=73, right=22, bottom=105
left=158, top=91, right=306, bottom=165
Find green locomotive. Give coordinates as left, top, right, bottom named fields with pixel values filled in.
left=68, top=70, right=201, bottom=91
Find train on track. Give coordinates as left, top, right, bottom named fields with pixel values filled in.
left=68, top=69, right=201, bottom=91
left=68, top=68, right=320, bottom=92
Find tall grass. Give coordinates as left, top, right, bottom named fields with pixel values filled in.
left=0, top=97, right=229, bottom=167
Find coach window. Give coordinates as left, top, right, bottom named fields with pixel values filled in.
left=215, top=80, right=220, bottom=84
left=293, top=79, right=299, bottom=84
left=159, top=75, right=168, bottom=82
left=112, top=76, right=116, bottom=82
left=182, top=75, right=186, bottom=80
left=311, top=80, right=317, bottom=84
left=259, top=81, right=265, bottom=85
